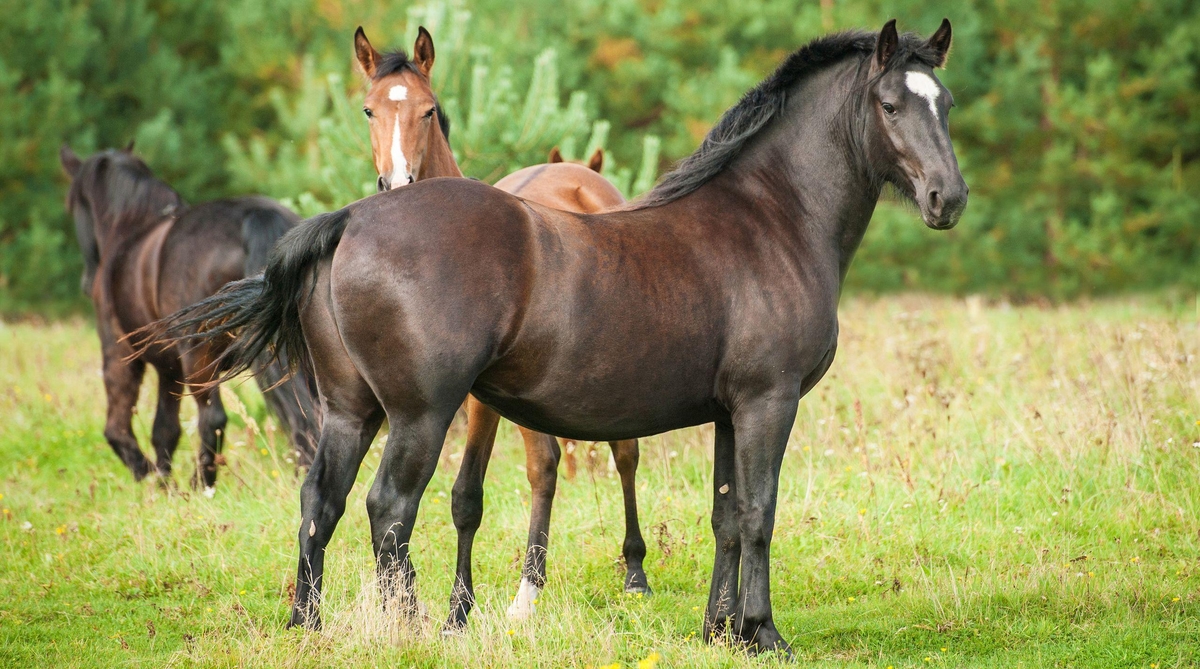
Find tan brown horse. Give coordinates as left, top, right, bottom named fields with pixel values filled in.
left=355, top=27, right=648, bottom=624
left=60, top=146, right=319, bottom=490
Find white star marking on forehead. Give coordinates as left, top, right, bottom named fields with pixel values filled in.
left=905, top=71, right=941, bottom=119
left=388, top=85, right=408, bottom=101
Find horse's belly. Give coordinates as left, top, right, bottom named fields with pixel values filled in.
left=472, top=350, right=719, bottom=441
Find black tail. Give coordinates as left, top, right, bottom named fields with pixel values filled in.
left=239, top=205, right=324, bottom=465
left=157, top=207, right=351, bottom=386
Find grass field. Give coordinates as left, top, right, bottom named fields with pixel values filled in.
left=1, top=295, right=1197, bottom=667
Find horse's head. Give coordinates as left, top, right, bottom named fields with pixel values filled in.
left=864, top=19, right=968, bottom=230
left=60, top=143, right=179, bottom=295
left=356, top=26, right=455, bottom=192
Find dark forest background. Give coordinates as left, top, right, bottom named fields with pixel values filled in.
left=2, top=0, right=1197, bottom=313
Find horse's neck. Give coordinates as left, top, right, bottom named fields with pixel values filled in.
left=419, top=125, right=463, bottom=180
left=689, top=59, right=879, bottom=285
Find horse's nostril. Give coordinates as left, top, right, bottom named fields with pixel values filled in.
left=377, top=175, right=389, bottom=193
left=406, top=174, right=415, bottom=185
left=928, top=190, right=942, bottom=214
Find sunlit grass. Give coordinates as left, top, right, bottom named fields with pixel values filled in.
left=0, top=295, right=1197, bottom=667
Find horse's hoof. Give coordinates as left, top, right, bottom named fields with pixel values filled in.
left=623, top=584, right=653, bottom=596
left=440, top=624, right=465, bottom=638
left=506, top=577, right=540, bottom=620
left=287, top=611, right=321, bottom=631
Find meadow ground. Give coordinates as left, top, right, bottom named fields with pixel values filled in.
left=0, top=295, right=1197, bottom=668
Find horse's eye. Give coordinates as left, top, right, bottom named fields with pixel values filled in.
left=363, top=108, right=374, bottom=119
left=881, top=102, right=896, bottom=115
left=423, top=108, right=435, bottom=120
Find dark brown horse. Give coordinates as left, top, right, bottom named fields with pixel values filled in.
left=355, top=26, right=649, bottom=622
left=60, top=146, right=319, bottom=491
left=163, top=20, right=966, bottom=654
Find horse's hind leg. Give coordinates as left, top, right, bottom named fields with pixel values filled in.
left=100, top=350, right=151, bottom=480
left=150, top=371, right=183, bottom=481
left=291, top=398, right=383, bottom=629
left=446, top=395, right=501, bottom=631
left=290, top=260, right=385, bottom=630
left=611, top=439, right=650, bottom=594
left=507, top=427, right=560, bottom=620
left=367, top=405, right=459, bottom=619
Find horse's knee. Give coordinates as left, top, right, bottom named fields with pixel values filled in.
left=450, top=479, right=484, bottom=532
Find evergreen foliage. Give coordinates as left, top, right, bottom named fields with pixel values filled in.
left=1, top=0, right=1196, bottom=312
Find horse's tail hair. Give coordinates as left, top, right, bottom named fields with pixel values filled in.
left=153, top=207, right=351, bottom=386
left=237, top=203, right=322, bottom=462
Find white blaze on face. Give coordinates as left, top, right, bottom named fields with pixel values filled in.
left=389, top=113, right=409, bottom=187
left=385, top=85, right=411, bottom=188
left=507, top=577, right=540, bottom=620
left=905, top=71, right=941, bottom=119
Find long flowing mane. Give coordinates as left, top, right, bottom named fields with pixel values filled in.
left=633, top=30, right=943, bottom=209
left=67, top=150, right=184, bottom=306
left=67, top=150, right=184, bottom=244
left=372, top=49, right=452, bottom=141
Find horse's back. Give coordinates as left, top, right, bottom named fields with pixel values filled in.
left=495, top=163, right=625, bottom=213
left=159, top=197, right=299, bottom=314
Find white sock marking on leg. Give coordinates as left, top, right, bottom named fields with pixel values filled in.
left=507, top=577, right=540, bottom=620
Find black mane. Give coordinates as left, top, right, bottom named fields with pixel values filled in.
left=67, top=150, right=184, bottom=238
left=634, top=30, right=943, bottom=208
left=373, top=49, right=452, bottom=141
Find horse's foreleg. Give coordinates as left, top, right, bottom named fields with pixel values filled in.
left=446, top=395, right=501, bottom=631
left=611, top=439, right=650, bottom=594
left=367, top=408, right=456, bottom=621
left=507, top=427, right=560, bottom=620
left=101, top=351, right=150, bottom=480
left=290, top=404, right=383, bottom=629
left=729, top=398, right=797, bottom=657
left=150, top=372, right=183, bottom=480
left=704, top=422, right=739, bottom=642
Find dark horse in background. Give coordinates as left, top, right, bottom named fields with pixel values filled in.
left=60, top=146, right=319, bottom=492
left=163, top=19, right=967, bottom=655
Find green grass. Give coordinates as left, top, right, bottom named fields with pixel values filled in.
left=1, top=295, right=1198, bottom=667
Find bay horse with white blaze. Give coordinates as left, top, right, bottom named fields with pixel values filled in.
left=353, top=26, right=648, bottom=625
left=163, top=20, right=967, bottom=654
left=61, top=146, right=320, bottom=490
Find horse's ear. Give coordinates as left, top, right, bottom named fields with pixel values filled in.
left=414, top=26, right=435, bottom=79
left=60, top=144, right=82, bottom=178
left=548, top=147, right=563, bottom=163
left=123, top=139, right=135, bottom=153
left=926, top=18, right=952, bottom=67
left=354, top=26, right=380, bottom=79
left=587, top=148, right=604, bottom=173
left=875, top=19, right=899, bottom=69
